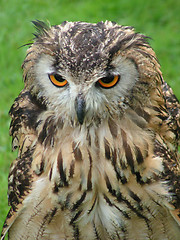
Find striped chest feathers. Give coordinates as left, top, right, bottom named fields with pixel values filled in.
left=28, top=117, right=180, bottom=239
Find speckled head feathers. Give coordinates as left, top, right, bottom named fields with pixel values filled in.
left=24, top=20, right=152, bottom=80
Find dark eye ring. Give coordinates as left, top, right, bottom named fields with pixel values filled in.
left=97, top=75, right=120, bottom=88
left=48, top=73, right=68, bottom=87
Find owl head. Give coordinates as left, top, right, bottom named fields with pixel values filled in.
left=22, top=20, right=162, bottom=128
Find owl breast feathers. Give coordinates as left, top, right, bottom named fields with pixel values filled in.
left=1, top=20, right=180, bottom=240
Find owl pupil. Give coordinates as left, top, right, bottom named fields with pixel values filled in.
left=101, top=76, right=115, bottom=83
left=54, top=74, right=64, bottom=82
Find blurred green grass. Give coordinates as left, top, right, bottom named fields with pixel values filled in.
left=0, top=0, right=180, bottom=235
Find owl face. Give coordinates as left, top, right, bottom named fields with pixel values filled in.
left=24, top=21, right=155, bottom=127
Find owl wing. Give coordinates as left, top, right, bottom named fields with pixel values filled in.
left=1, top=151, right=35, bottom=240
left=160, top=79, right=180, bottom=226
left=1, top=90, right=42, bottom=240
left=161, top=79, right=180, bottom=146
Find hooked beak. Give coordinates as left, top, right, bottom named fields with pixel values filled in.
left=75, top=93, right=86, bottom=125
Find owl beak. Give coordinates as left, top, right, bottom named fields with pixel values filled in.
left=75, top=93, right=86, bottom=125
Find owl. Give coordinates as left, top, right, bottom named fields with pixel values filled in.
left=1, top=20, right=180, bottom=240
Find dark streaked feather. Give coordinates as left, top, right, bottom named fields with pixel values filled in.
left=32, top=20, right=50, bottom=39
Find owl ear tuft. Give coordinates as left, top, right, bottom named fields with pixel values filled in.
left=32, top=20, right=50, bottom=39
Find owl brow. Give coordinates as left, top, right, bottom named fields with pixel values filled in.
left=104, top=73, right=116, bottom=79
left=105, top=64, right=115, bottom=74
left=49, top=71, right=60, bottom=76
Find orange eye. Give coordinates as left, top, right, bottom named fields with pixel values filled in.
left=98, top=75, right=120, bottom=88
left=49, top=74, right=68, bottom=87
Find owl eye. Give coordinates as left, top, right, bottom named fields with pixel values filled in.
left=48, top=73, right=68, bottom=87
left=97, top=75, right=120, bottom=88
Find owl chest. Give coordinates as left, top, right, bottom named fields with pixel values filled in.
left=42, top=143, right=146, bottom=236
left=48, top=158, right=179, bottom=240
left=30, top=122, right=179, bottom=239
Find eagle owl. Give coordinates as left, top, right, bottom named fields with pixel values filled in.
left=1, top=20, right=180, bottom=240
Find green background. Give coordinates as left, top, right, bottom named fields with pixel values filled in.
left=0, top=0, right=179, bottom=235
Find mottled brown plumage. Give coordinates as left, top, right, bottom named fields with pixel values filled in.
left=1, top=20, right=180, bottom=240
